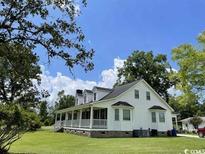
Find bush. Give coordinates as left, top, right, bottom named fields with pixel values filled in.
left=22, top=110, right=42, bottom=131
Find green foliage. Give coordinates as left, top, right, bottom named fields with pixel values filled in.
left=189, top=116, right=203, bottom=129
left=117, top=51, right=175, bottom=102
left=39, top=101, right=48, bottom=123
left=169, top=94, right=200, bottom=119
left=0, top=104, right=41, bottom=153
left=39, top=101, right=54, bottom=126
left=22, top=110, right=41, bottom=131
left=55, top=90, right=75, bottom=110
left=0, top=0, right=94, bottom=72
left=0, top=43, right=41, bottom=105
left=171, top=32, right=205, bottom=119
left=172, top=40, right=205, bottom=101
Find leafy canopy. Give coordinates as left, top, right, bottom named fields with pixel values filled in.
left=0, top=43, right=41, bottom=105
left=189, top=116, right=203, bottom=129
left=55, top=90, right=75, bottom=110
left=0, top=0, right=94, bottom=72
left=172, top=32, right=205, bottom=102
left=117, top=51, right=175, bottom=102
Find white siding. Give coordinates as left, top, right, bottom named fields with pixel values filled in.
left=94, top=80, right=173, bottom=132
left=76, top=95, right=83, bottom=105
left=92, top=88, right=111, bottom=101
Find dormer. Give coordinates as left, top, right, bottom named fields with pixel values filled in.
left=92, top=86, right=112, bottom=101
left=75, top=89, right=83, bottom=105
left=83, top=89, right=93, bottom=104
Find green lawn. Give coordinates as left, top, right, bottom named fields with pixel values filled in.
left=10, top=128, right=205, bottom=154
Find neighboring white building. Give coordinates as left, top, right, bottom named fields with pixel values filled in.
left=55, top=79, right=177, bottom=137
left=181, top=117, right=205, bottom=132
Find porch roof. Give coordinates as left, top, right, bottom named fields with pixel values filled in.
left=111, top=101, right=134, bottom=107
left=55, top=103, right=93, bottom=113
left=149, top=105, right=166, bottom=110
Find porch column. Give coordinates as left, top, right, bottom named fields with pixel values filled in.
left=71, top=110, right=74, bottom=127
left=65, top=112, right=68, bottom=127
left=90, top=106, right=93, bottom=129
left=59, top=113, right=62, bottom=127
left=175, top=116, right=178, bottom=130
left=60, top=113, right=62, bottom=121
left=79, top=109, right=82, bottom=128
left=55, top=113, right=58, bottom=123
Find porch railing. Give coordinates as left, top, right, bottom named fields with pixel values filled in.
left=93, top=119, right=107, bottom=129
left=55, top=119, right=107, bottom=129
left=72, top=119, right=79, bottom=127
left=81, top=119, right=90, bottom=128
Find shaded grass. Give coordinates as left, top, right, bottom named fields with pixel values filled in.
left=10, top=128, right=205, bottom=154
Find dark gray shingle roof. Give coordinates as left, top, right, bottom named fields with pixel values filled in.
left=149, top=105, right=166, bottom=110
left=84, top=89, right=93, bottom=93
left=100, top=80, right=140, bottom=100
left=112, top=101, right=133, bottom=107
left=94, top=86, right=112, bottom=91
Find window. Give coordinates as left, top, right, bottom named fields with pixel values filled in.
left=115, top=109, right=119, bottom=121
left=94, top=110, right=100, bottom=119
left=101, top=109, right=107, bottom=119
left=68, top=112, right=72, bottom=120
left=61, top=113, right=66, bottom=121
left=73, top=112, right=78, bottom=120
left=84, top=94, right=86, bottom=103
left=94, top=93, right=96, bottom=101
left=151, top=112, right=156, bottom=123
left=135, top=90, right=139, bottom=99
left=146, top=91, right=151, bottom=100
left=159, top=112, right=165, bottom=123
left=123, top=109, right=130, bottom=121
left=57, top=114, right=60, bottom=121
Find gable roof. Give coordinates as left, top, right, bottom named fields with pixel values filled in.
left=93, top=86, right=112, bottom=91
left=112, top=101, right=134, bottom=107
left=149, top=105, right=166, bottom=110
left=84, top=89, right=93, bottom=93
left=180, top=117, right=205, bottom=122
left=100, top=80, right=140, bottom=101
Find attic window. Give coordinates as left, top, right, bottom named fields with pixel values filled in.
left=94, top=93, right=96, bottom=101
left=135, top=90, right=139, bottom=99
left=146, top=91, right=151, bottom=100
left=84, top=94, right=86, bottom=103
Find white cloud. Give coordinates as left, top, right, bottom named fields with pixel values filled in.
left=38, top=58, right=124, bottom=106
left=168, top=86, right=182, bottom=97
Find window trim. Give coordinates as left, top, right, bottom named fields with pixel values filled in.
left=114, top=109, right=119, bottom=121
left=159, top=112, right=165, bottom=123
left=135, top=89, right=139, bottom=99
left=151, top=112, right=156, bottom=123
left=123, top=109, right=131, bottom=121
left=146, top=91, right=151, bottom=100
left=94, top=93, right=96, bottom=101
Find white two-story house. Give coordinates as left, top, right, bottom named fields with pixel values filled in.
left=54, top=79, right=178, bottom=137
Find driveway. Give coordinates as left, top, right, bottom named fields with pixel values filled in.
left=178, top=134, right=199, bottom=138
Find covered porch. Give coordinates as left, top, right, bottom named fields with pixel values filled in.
left=54, top=106, right=108, bottom=130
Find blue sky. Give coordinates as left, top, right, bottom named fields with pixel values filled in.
left=38, top=0, right=205, bottom=101
left=40, top=0, right=205, bottom=81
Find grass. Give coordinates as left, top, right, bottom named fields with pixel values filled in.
left=10, top=127, right=205, bottom=154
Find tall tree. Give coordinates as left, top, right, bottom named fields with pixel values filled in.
left=55, top=90, right=75, bottom=110
left=0, top=43, right=41, bottom=105
left=171, top=32, right=205, bottom=119
left=0, top=44, right=41, bottom=153
left=39, top=101, right=48, bottom=124
left=0, top=0, right=94, bottom=72
left=172, top=44, right=205, bottom=101
left=189, top=116, right=203, bottom=129
left=116, top=51, right=175, bottom=102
